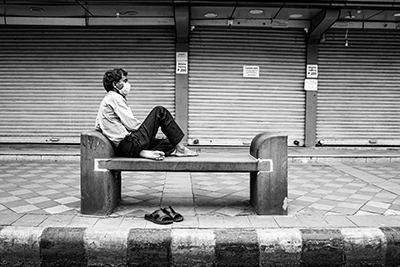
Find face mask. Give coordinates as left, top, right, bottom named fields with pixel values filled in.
left=118, top=82, right=131, bottom=97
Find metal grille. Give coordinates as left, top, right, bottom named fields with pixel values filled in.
left=0, top=26, right=175, bottom=143
left=188, top=27, right=306, bottom=146
left=317, top=29, right=400, bottom=145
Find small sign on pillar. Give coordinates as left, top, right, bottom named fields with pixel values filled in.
left=306, top=64, right=318, bottom=78
left=304, top=79, right=318, bottom=91
left=176, top=52, right=188, bottom=74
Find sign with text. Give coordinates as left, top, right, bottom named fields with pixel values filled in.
left=304, top=79, right=318, bottom=91
left=243, top=65, right=259, bottom=78
left=306, top=64, right=318, bottom=78
left=176, top=52, right=188, bottom=74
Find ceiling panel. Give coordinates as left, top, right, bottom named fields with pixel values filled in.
left=274, top=8, right=322, bottom=20
left=232, top=7, right=282, bottom=19
left=191, top=6, right=235, bottom=19
left=4, top=4, right=85, bottom=17
left=86, top=5, right=173, bottom=17
left=0, top=1, right=399, bottom=27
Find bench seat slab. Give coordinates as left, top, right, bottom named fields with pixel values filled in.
left=96, top=153, right=271, bottom=172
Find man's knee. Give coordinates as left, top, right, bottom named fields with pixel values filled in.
left=154, top=105, right=166, bottom=111
left=153, top=106, right=170, bottom=116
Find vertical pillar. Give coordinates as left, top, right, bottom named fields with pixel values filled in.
left=175, top=5, right=189, bottom=142
left=304, top=39, right=319, bottom=147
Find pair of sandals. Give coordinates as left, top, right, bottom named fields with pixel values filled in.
left=144, top=206, right=184, bottom=225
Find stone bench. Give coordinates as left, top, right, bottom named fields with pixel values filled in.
left=80, top=131, right=288, bottom=216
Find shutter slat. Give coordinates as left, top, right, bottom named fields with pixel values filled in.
left=317, top=29, right=400, bottom=145
left=188, top=27, right=306, bottom=146
left=0, top=26, right=175, bottom=143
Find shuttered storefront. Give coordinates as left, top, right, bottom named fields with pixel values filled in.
left=317, top=29, right=400, bottom=145
left=188, top=27, right=306, bottom=146
left=0, top=26, right=175, bottom=143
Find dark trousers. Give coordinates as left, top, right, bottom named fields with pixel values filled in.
left=117, top=106, right=184, bottom=157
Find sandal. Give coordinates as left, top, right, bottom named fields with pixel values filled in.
left=144, top=209, right=173, bottom=225
left=162, top=206, right=184, bottom=222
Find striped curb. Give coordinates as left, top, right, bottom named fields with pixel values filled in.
left=1, top=226, right=400, bottom=266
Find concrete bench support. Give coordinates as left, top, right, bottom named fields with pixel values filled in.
left=80, top=131, right=288, bottom=216
left=249, top=133, right=288, bottom=215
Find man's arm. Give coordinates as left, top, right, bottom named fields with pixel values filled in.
left=113, top=97, right=141, bottom=131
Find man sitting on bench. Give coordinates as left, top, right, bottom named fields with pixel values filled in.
left=95, top=68, right=198, bottom=161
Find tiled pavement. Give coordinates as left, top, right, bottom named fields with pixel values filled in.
left=1, top=151, right=400, bottom=229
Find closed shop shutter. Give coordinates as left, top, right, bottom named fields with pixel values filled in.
left=317, top=29, right=400, bottom=145
left=0, top=26, right=175, bottom=143
left=188, top=27, right=306, bottom=146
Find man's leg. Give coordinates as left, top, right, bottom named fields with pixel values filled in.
left=133, top=106, right=184, bottom=152
left=150, top=138, right=176, bottom=156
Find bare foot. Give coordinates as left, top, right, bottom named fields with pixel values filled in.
left=139, top=150, right=165, bottom=161
left=173, top=146, right=198, bottom=157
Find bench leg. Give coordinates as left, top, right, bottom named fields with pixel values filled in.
left=250, top=132, right=288, bottom=215
left=250, top=170, right=287, bottom=215
left=81, top=132, right=122, bottom=215
left=81, top=168, right=121, bottom=215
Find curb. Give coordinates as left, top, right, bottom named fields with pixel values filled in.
left=1, top=226, right=400, bottom=266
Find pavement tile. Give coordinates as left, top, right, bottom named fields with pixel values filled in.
left=67, top=215, right=99, bottom=227
left=0, top=212, right=23, bottom=225
left=119, top=217, right=148, bottom=229
left=330, top=206, right=359, bottom=215
left=198, top=215, right=225, bottom=228
left=26, top=196, right=52, bottom=204
left=296, top=196, right=320, bottom=203
left=274, top=216, right=306, bottom=228
left=93, top=217, right=125, bottom=230
left=0, top=196, right=20, bottom=203
left=349, top=194, right=373, bottom=201
left=323, top=195, right=348, bottom=201
left=223, top=216, right=252, bottom=228
left=365, top=201, right=391, bottom=209
left=10, top=204, right=40, bottom=213
left=309, top=203, right=335, bottom=211
left=297, top=215, right=331, bottom=228
left=12, top=214, right=48, bottom=227
left=248, top=216, right=279, bottom=228
left=44, top=205, right=74, bottom=214
left=171, top=215, right=199, bottom=229
left=39, top=214, right=75, bottom=227
left=346, top=215, right=381, bottom=227
left=360, top=205, right=387, bottom=215
left=323, top=216, right=357, bottom=228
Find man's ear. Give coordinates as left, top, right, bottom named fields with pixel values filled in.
left=114, top=82, right=123, bottom=90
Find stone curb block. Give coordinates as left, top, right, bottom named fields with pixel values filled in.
left=1, top=226, right=400, bottom=266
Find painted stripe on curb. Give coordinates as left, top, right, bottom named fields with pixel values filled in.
left=127, top=229, right=172, bottom=266
left=215, top=229, right=259, bottom=267
left=171, top=229, right=216, bottom=267
left=341, top=227, right=386, bottom=266
left=300, top=228, right=345, bottom=266
left=0, top=226, right=43, bottom=266
left=381, top=227, right=400, bottom=266
left=40, top=227, right=86, bottom=267
left=2, top=226, right=400, bottom=266
left=257, top=228, right=302, bottom=266
left=84, top=228, right=129, bottom=266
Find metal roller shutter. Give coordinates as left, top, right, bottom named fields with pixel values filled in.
left=0, top=26, right=175, bottom=143
left=317, top=29, right=400, bottom=146
left=188, top=27, right=306, bottom=146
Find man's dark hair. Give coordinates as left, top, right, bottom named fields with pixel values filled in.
left=103, top=68, right=128, bottom=92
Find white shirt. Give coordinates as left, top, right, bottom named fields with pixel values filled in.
left=95, top=91, right=141, bottom=146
